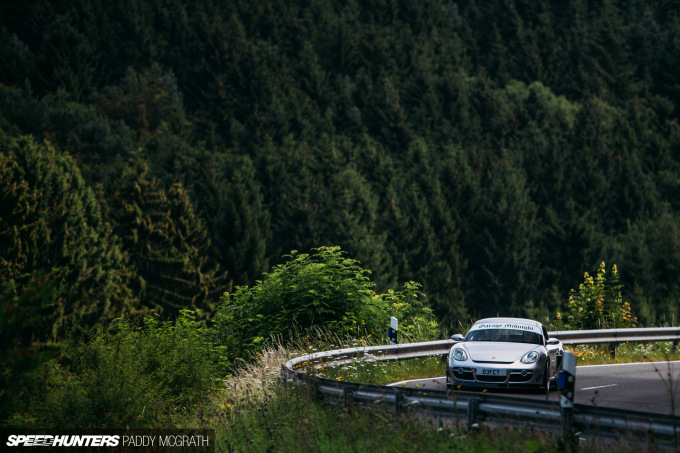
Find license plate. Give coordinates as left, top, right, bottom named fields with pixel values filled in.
left=478, top=368, right=506, bottom=376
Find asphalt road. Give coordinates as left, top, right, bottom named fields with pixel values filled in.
left=390, top=361, right=680, bottom=414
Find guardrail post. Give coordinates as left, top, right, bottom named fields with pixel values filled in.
left=609, top=342, right=617, bottom=359
left=394, top=389, right=403, bottom=415
left=310, top=379, right=321, bottom=401
left=558, top=351, right=577, bottom=450
left=388, top=317, right=399, bottom=345
left=467, top=398, right=479, bottom=430
left=342, top=386, right=352, bottom=407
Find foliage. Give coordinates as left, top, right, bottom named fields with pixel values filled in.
left=211, top=247, right=439, bottom=363
left=555, top=262, right=637, bottom=330
left=4, top=0, right=680, bottom=332
left=0, top=281, right=58, bottom=424
left=94, top=64, right=186, bottom=141
left=566, top=341, right=680, bottom=364
left=0, top=135, right=135, bottom=340
left=3, top=310, right=221, bottom=428
left=318, top=355, right=445, bottom=386
left=109, top=159, right=229, bottom=320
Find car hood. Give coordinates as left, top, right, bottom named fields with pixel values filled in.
left=463, top=342, right=538, bottom=363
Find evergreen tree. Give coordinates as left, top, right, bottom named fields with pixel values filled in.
left=94, top=64, right=186, bottom=141
left=2, top=0, right=680, bottom=331
left=110, top=159, right=228, bottom=320
left=0, top=136, right=135, bottom=340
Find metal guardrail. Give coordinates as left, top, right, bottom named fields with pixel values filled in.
left=281, top=328, right=680, bottom=448
left=551, top=326, right=680, bottom=345
left=285, top=339, right=455, bottom=370
left=551, top=326, right=680, bottom=358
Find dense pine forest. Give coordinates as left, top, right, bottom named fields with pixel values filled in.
left=2, top=0, right=680, bottom=344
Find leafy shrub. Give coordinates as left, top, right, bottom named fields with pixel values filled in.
left=5, top=310, right=221, bottom=428
left=211, top=246, right=439, bottom=363
left=554, top=262, right=637, bottom=330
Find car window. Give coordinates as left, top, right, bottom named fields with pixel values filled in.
left=464, top=328, right=542, bottom=345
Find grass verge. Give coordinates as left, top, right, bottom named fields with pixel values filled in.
left=567, top=341, right=680, bottom=365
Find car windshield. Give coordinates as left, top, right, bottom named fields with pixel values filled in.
left=464, top=328, right=542, bottom=345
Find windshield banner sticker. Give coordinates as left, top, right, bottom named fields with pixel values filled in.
left=470, top=322, right=541, bottom=334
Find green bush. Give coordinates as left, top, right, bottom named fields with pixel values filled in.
left=554, top=262, right=637, bottom=330
left=211, top=246, right=439, bottom=363
left=5, top=310, right=221, bottom=428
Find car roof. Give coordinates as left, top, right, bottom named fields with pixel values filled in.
left=473, top=317, right=543, bottom=328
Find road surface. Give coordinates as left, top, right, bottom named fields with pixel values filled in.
left=390, top=361, right=680, bottom=414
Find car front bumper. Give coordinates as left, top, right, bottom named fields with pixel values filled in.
left=446, top=363, right=547, bottom=389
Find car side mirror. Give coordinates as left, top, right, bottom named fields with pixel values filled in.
left=546, top=338, right=560, bottom=345
left=451, top=334, right=464, bottom=341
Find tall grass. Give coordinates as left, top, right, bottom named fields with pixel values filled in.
left=317, top=355, right=445, bottom=385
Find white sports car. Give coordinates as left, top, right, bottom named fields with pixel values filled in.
left=446, top=317, right=563, bottom=390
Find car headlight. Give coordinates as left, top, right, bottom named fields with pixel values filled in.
left=521, top=350, right=539, bottom=364
left=452, top=348, right=468, bottom=361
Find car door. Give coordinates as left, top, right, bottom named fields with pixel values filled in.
left=542, top=325, right=559, bottom=378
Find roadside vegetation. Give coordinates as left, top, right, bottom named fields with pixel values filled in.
left=0, top=247, right=439, bottom=429
left=565, top=342, right=680, bottom=366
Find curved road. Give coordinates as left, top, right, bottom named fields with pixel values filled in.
left=390, top=361, right=680, bottom=415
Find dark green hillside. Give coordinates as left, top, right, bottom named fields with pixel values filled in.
left=2, top=0, right=680, bottom=331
